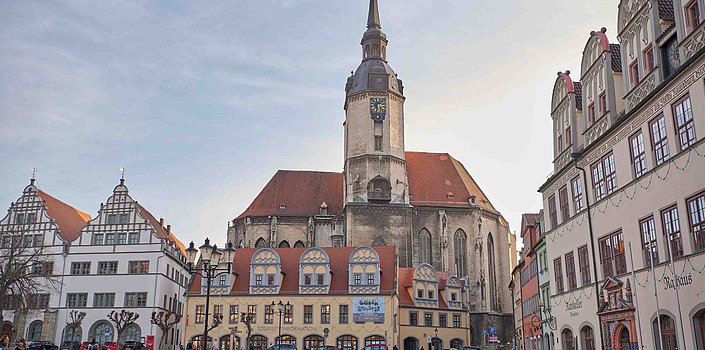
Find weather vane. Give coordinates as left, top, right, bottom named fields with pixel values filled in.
left=119, top=167, right=126, bottom=180
left=31, top=167, right=38, bottom=179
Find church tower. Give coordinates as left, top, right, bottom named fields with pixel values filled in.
left=344, top=0, right=408, bottom=205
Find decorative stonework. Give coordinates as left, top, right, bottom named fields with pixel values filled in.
left=554, top=147, right=573, bottom=171
left=679, top=21, right=705, bottom=61
left=586, top=115, right=611, bottom=145
left=617, top=0, right=647, bottom=33
left=625, top=70, right=657, bottom=110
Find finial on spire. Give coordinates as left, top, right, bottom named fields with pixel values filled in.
left=31, top=167, right=37, bottom=179
left=367, top=0, right=381, bottom=29
left=119, top=166, right=126, bottom=184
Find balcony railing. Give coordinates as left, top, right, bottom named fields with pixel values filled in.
left=368, top=191, right=391, bottom=202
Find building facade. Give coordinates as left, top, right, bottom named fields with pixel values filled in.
left=227, top=1, right=515, bottom=342
left=0, top=179, right=189, bottom=350
left=519, top=215, right=541, bottom=350
left=538, top=1, right=705, bottom=349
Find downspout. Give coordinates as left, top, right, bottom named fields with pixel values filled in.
left=151, top=242, right=165, bottom=337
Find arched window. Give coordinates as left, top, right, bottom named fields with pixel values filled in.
left=191, top=335, right=213, bottom=350
left=278, top=240, right=290, bottom=248
left=219, top=335, right=231, bottom=350
left=89, top=321, right=113, bottom=344
left=450, top=339, right=463, bottom=350
left=695, top=308, right=705, bottom=350
left=653, top=314, right=677, bottom=350
left=299, top=247, right=331, bottom=294
left=255, top=238, right=267, bottom=248
left=276, top=335, right=296, bottom=346
left=367, top=177, right=391, bottom=203
left=122, top=324, right=140, bottom=342
left=63, top=325, right=82, bottom=343
left=372, top=236, right=386, bottom=246
left=431, top=338, right=442, bottom=350
left=294, top=241, right=305, bottom=248
left=249, top=335, right=267, bottom=350
left=303, top=335, right=324, bottom=350
left=365, top=335, right=385, bottom=346
left=337, top=335, right=358, bottom=350
left=580, top=326, right=595, bottom=350
left=26, top=321, right=42, bottom=342
left=418, top=229, right=431, bottom=265
left=403, top=338, right=419, bottom=350
left=454, top=230, right=467, bottom=277
left=348, top=247, right=380, bottom=293
left=250, top=249, right=282, bottom=294
left=561, top=329, right=574, bottom=350
left=487, top=233, right=498, bottom=311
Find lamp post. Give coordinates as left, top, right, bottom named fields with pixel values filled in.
left=434, top=328, right=438, bottom=350
left=185, top=238, right=236, bottom=350
left=272, top=300, right=290, bottom=346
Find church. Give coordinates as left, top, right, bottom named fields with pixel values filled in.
left=227, top=0, right=513, bottom=339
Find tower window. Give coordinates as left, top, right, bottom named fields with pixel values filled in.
left=374, top=136, right=382, bottom=151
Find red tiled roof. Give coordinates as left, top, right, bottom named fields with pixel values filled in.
left=397, top=267, right=457, bottom=308
left=189, top=246, right=396, bottom=295
left=136, top=203, right=185, bottom=252
left=610, top=44, right=622, bottom=72
left=574, top=82, right=583, bottom=110
left=521, top=213, right=539, bottom=229
left=658, top=0, right=675, bottom=21
left=235, top=170, right=344, bottom=220
left=406, top=152, right=497, bottom=212
left=36, top=190, right=91, bottom=242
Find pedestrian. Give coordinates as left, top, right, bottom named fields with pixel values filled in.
left=393, top=346, right=398, bottom=350
left=0, top=335, right=10, bottom=350
left=186, top=342, right=192, bottom=350
left=13, top=339, right=28, bottom=350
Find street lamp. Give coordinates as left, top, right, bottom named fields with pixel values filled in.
left=186, top=238, right=236, bottom=350
left=272, top=300, right=290, bottom=346
left=434, top=328, right=438, bottom=350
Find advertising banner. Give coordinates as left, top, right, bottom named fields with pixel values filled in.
left=352, top=297, right=385, bottom=323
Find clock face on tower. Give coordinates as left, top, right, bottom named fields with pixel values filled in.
left=370, top=97, right=386, bottom=121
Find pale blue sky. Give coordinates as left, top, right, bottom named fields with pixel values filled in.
left=0, top=0, right=617, bottom=247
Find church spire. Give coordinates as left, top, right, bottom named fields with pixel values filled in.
left=367, top=0, right=381, bottom=29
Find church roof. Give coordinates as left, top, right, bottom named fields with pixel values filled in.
left=36, top=189, right=91, bottom=242
left=235, top=152, right=500, bottom=220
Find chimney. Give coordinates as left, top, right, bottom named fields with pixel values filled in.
left=160, top=218, right=165, bottom=227
left=166, top=224, right=171, bottom=234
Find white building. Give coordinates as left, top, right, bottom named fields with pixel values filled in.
left=0, top=179, right=190, bottom=350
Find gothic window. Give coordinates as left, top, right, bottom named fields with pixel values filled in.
left=278, top=240, right=290, bottom=248
left=255, top=238, right=267, bottom=248
left=250, top=249, right=281, bottom=294
left=299, top=248, right=331, bottom=294
left=26, top=321, right=42, bottom=342
left=453, top=230, right=467, bottom=277
left=372, top=236, right=386, bottom=246
left=487, top=233, right=498, bottom=311
left=294, top=240, right=305, bottom=248
left=419, top=229, right=431, bottom=265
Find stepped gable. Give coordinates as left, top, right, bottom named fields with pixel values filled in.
left=406, top=151, right=497, bottom=213
left=235, top=170, right=344, bottom=220
left=36, top=189, right=91, bottom=242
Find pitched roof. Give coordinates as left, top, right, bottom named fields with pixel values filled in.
left=574, top=82, right=583, bottom=110
left=36, top=190, right=91, bottom=242
left=235, top=170, right=344, bottom=220
left=610, top=44, right=622, bottom=72
left=658, top=0, right=675, bottom=21
left=397, top=267, right=460, bottom=308
left=136, top=203, right=186, bottom=253
left=188, top=246, right=396, bottom=295
left=521, top=213, right=539, bottom=229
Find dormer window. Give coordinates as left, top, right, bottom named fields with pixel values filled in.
left=686, top=0, right=700, bottom=29
left=267, top=274, right=275, bottom=285
left=304, top=274, right=312, bottom=285
left=255, top=274, right=263, bottom=285
left=317, top=274, right=324, bottom=285
left=354, top=274, right=362, bottom=285
left=367, top=273, right=375, bottom=284
left=417, top=290, right=424, bottom=298
left=451, top=292, right=457, bottom=301
left=412, top=264, right=439, bottom=307
left=428, top=290, right=434, bottom=299
left=348, top=247, right=381, bottom=293
left=299, top=248, right=331, bottom=294
left=250, top=248, right=282, bottom=294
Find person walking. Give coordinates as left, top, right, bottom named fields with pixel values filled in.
left=0, top=335, right=10, bottom=350
left=13, top=339, right=28, bottom=350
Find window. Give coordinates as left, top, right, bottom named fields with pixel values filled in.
left=559, top=186, right=570, bottom=221
left=321, top=305, right=331, bottom=324
left=33, top=234, right=42, bottom=247
left=339, top=304, right=349, bottom=324
left=94, top=293, right=115, bottom=308
left=688, top=191, right=705, bottom=252
left=644, top=45, right=654, bottom=72
left=71, top=262, right=91, bottom=275
left=374, top=136, right=382, bottom=151
left=195, top=305, right=205, bottom=324
left=650, top=115, right=671, bottom=166
left=451, top=292, right=457, bottom=301
left=66, top=293, right=87, bottom=308
left=229, top=305, right=239, bottom=324
left=219, top=275, right=227, bottom=286
left=592, top=152, right=617, bottom=201
left=428, top=290, right=435, bottom=299
left=565, top=252, right=577, bottom=290
left=410, top=312, right=418, bottom=326
left=247, top=305, right=257, bottom=324
left=29, top=294, right=49, bottom=309
left=107, top=214, right=117, bottom=224
left=654, top=314, right=678, bottom=350
left=630, top=61, right=640, bottom=86
left=554, top=258, right=564, bottom=293
left=367, top=273, right=375, bottom=285
left=98, top=261, right=118, bottom=275
left=419, top=229, right=432, bottom=264
left=27, top=213, right=37, bottom=223
left=267, top=274, right=275, bottom=285
left=317, top=274, right=324, bottom=285
left=578, top=246, right=591, bottom=286
left=424, top=313, right=433, bottom=327
left=558, top=134, right=563, bottom=152
left=119, top=214, right=129, bottom=224
left=129, top=261, right=149, bottom=274
left=630, top=131, right=647, bottom=177
left=304, top=305, right=313, bottom=324
left=439, top=314, right=447, bottom=327
left=452, top=314, right=461, bottom=328
left=125, top=292, right=147, bottom=307
left=284, top=303, right=293, bottom=324
left=599, top=231, right=626, bottom=277
left=354, top=273, right=362, bottom=285
left=662, top=206, right=684, bottom=259
left=588, top=103, right=596, bottom=124
left=565, top=126, right=571, bottom=147
left=128, top=232, right=139, bottom=244
left=255, top=274, right=262, bottom=286
left=640, top=216, right=659, bottom=266
left=571, top=176, right=584, bottom=213
left=105, top=233, right=115, bottom=245
left=417, top=289, right=424, bottom=298
left=264, top=304, right=273, bottom=324
left=93, top=233, right=104, bottom=245
left=213, top=305, right=224, bottom=321
left=549, top=195, right=558, bottom=228
left=117, top=233, right=127, bottom=244
left=686, top=0, right=701, bottom=29
left=304, top=274, right=311, bottom=285
left=673, top=95, right=696, bottom=149
left=599, top=93, right=607, bottom=115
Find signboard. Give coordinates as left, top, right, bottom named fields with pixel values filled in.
left=352, top=298, right=385, bottom=323
left=104, top=327, right=112, bottom=335
left=146, top=335, right=155, bottom=350
left=489, top=327, right=496, bottom=334
left=482, top=330, right=487, bottom=335
left=488, top=336, right=499, bottom=343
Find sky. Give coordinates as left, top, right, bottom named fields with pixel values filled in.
left=0, top=0, right=618, bottom=249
